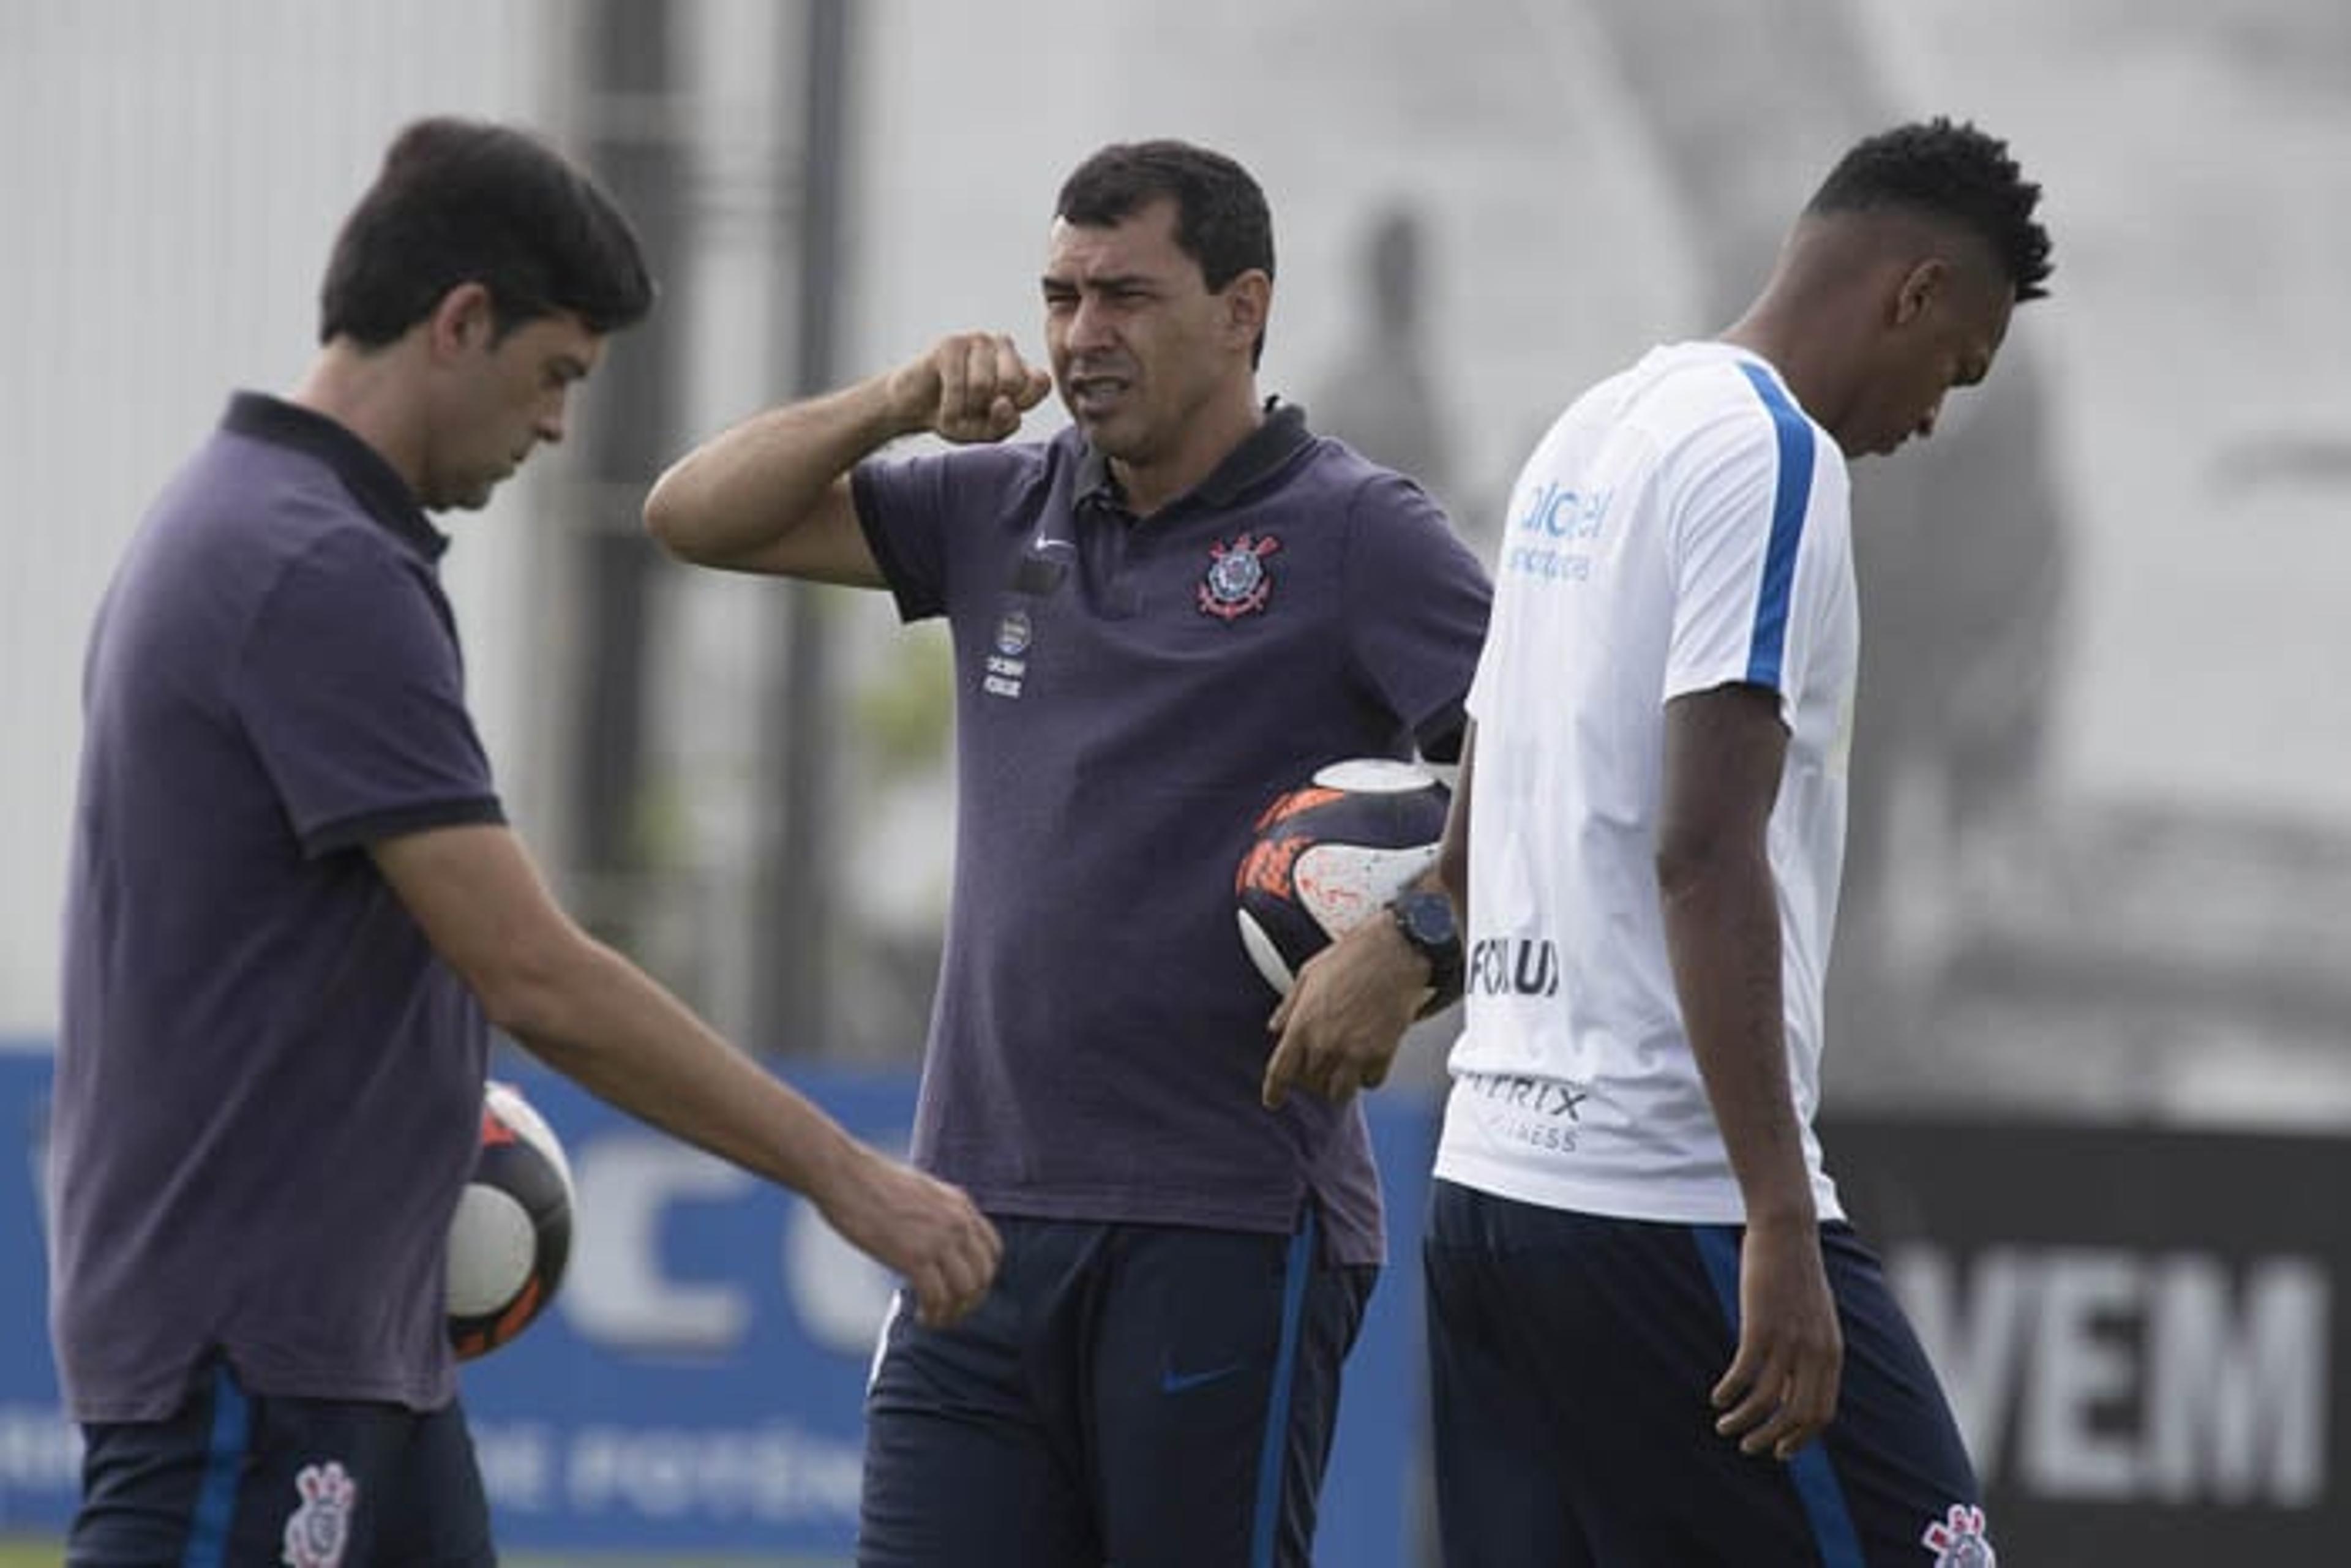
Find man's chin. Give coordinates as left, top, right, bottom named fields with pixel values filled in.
left=418, top=491, right=485, bottom=516
left=1075, top=413, right=1147, bottom=463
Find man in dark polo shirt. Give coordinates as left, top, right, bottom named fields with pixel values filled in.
left=647, top=140, right=1491, bottom=1567
left=51, top=117, right=999, bottom=1567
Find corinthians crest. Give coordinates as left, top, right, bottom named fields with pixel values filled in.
left=1198, top=531, right=1281, bottom=621
left=1920, top=1502, right=1995, bottom=1567
left=282, top=1460, right=357, bottom=1568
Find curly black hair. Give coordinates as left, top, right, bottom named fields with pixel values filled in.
left=1806, top=117, right=2053, bottom=302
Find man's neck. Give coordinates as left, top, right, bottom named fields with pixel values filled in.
left=1110, top=387, right=1265, bottom=517
left=1720, top=307, right=1847, bottom=437
left=291, top=341, right=428, bottom=499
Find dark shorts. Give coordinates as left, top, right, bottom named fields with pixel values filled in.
left=858, top=1212, right=1376, bottom=1568
left=1424, top=1181, right=1993, bottom=1567
left=69, top=1357, right=493, bottom=1568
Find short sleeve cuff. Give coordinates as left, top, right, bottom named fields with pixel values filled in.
left=302, top=795, right=506, bottom=858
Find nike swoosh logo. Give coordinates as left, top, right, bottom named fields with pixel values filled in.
left=1161, top=1362, right=1245, bottom=1395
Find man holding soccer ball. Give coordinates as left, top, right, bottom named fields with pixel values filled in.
left=50, top=118, right=999, bottom=1566
left=648, top=139, right=1489, bottom=1567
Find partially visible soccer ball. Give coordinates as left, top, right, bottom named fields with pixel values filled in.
left=1235, top=757, right=1451, bottom=996
left=446, top=1079, right=575, bottom=1361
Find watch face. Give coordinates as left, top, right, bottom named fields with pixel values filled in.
left=1394, top=890, right=1464, bottom=1007
left=1400, top=891, right=1456, bottom=945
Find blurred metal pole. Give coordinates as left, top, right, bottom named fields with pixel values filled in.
left=570, top=1, right=686, bottom=948
left=753, top=0, right=851, bottom=1057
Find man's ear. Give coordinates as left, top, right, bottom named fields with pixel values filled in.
left=1222, top=269, right=1272, bottom=353
left=426, top=282, right=497, bottom=361
left=1891, top=257, right=1947, bottom=328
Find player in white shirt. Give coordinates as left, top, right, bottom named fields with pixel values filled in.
left=1426, top=119, right=2050, bottom=1567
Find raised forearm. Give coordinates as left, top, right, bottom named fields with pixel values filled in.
left=643, top=371, right=912, bottom=572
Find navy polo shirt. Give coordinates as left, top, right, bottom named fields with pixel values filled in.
left=51, top=393, right=503, bottom=1420
left=851, top=403, right=1491, bottom=1266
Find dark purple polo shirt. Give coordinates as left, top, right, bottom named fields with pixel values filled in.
left=851, top=403, right=1491, bottom=1266
left=50, top=393, right=503, bottom=1419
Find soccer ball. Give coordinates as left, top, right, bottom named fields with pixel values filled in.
left=446, top=1079, right=575, bottom=1361
left=1235, top=757, right=1451, bottom=996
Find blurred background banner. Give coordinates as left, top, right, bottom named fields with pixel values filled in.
left=1832, top=1120, right=2350, bottom=1564
left=0, top=1052, right=1432, bottom=1564
left=5, top=1048, right=2348, bottom=1562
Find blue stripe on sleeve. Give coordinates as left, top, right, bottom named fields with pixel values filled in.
left=1694, top=1225, right=1865, bottom=1568
left=1250, top=1210, right=1318, bottom=1568
left=1734, top=362, right=1815, bottom=689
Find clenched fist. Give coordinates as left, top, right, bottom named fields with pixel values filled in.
left=888, top=332, right=1054, bottom=445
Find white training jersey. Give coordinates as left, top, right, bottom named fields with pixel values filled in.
left=1435, top=341, right=1857, bottom=1225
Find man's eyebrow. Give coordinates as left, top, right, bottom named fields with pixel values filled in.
left=1041, top=272, right=1155, bottom=292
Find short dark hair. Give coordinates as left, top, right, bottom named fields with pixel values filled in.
left=1807, top=117, right=2053, bottom=303
left=319, top=117, right=655, bottom=347
left=1056, top=139, right=1275, bottom=363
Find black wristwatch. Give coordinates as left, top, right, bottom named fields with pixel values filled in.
left=1388, top=888, right=1464, bottom=1006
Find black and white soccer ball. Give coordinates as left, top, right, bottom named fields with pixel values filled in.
left=446, top=1079, right=575, bottom=1361
left=1235, top=757, right=1451, bottom=996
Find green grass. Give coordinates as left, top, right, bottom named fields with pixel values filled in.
left=0, top=1545, right=54, bottom=1568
